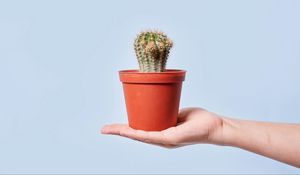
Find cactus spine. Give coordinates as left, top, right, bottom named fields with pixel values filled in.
left=134, top=31, right=173, bottom=72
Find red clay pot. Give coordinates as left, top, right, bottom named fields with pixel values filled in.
left=119, top=69, right=186, bottom=131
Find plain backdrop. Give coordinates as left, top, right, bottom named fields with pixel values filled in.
left=0, top=0, right=299, bottom=173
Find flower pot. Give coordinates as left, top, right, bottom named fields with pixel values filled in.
left=119, top=69, right=186, bottom=131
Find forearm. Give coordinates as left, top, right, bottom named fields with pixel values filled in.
left=217, top=117, right=300, bottom=167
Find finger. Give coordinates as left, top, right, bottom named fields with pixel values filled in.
left=131, top=133, right=181, bottom=149
left=101, top=124, right=165, bottom=144
left=101, top=124, right=178, bottom=146
left=101, top=124, right=134, bottom=136
left=125, top=129, right=166, bottom=144
left=146, top=142, right=182, bottom=149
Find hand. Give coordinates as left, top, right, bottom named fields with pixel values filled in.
left=102, top=108, right=300, bottom=167
left=101, top=107, right=224, bottom=148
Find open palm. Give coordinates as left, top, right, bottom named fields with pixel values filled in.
left=101, top=107, right=223, bottom=148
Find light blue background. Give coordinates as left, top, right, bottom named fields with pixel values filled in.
left=0, top=0, right=299, bottom=173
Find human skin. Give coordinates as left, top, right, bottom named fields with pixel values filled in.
left=101, top=107, right=300, bottom=168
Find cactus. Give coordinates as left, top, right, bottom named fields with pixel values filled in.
left=134, top=31, right=173, bottom=72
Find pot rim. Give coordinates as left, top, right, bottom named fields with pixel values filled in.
left=119, top=69, right=186, bottom=74
left=119, top=69, right=186, bottom=83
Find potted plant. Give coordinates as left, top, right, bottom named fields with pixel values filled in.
left=119, top=31, right=186, bottom=131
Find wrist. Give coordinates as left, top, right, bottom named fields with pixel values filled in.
left=209, top=116, right=240, bottom=146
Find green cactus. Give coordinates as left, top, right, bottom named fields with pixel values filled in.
left=134, top=31, right=173, bottom=72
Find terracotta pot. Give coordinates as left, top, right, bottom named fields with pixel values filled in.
left=119, top=69, right=186, bottom=131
